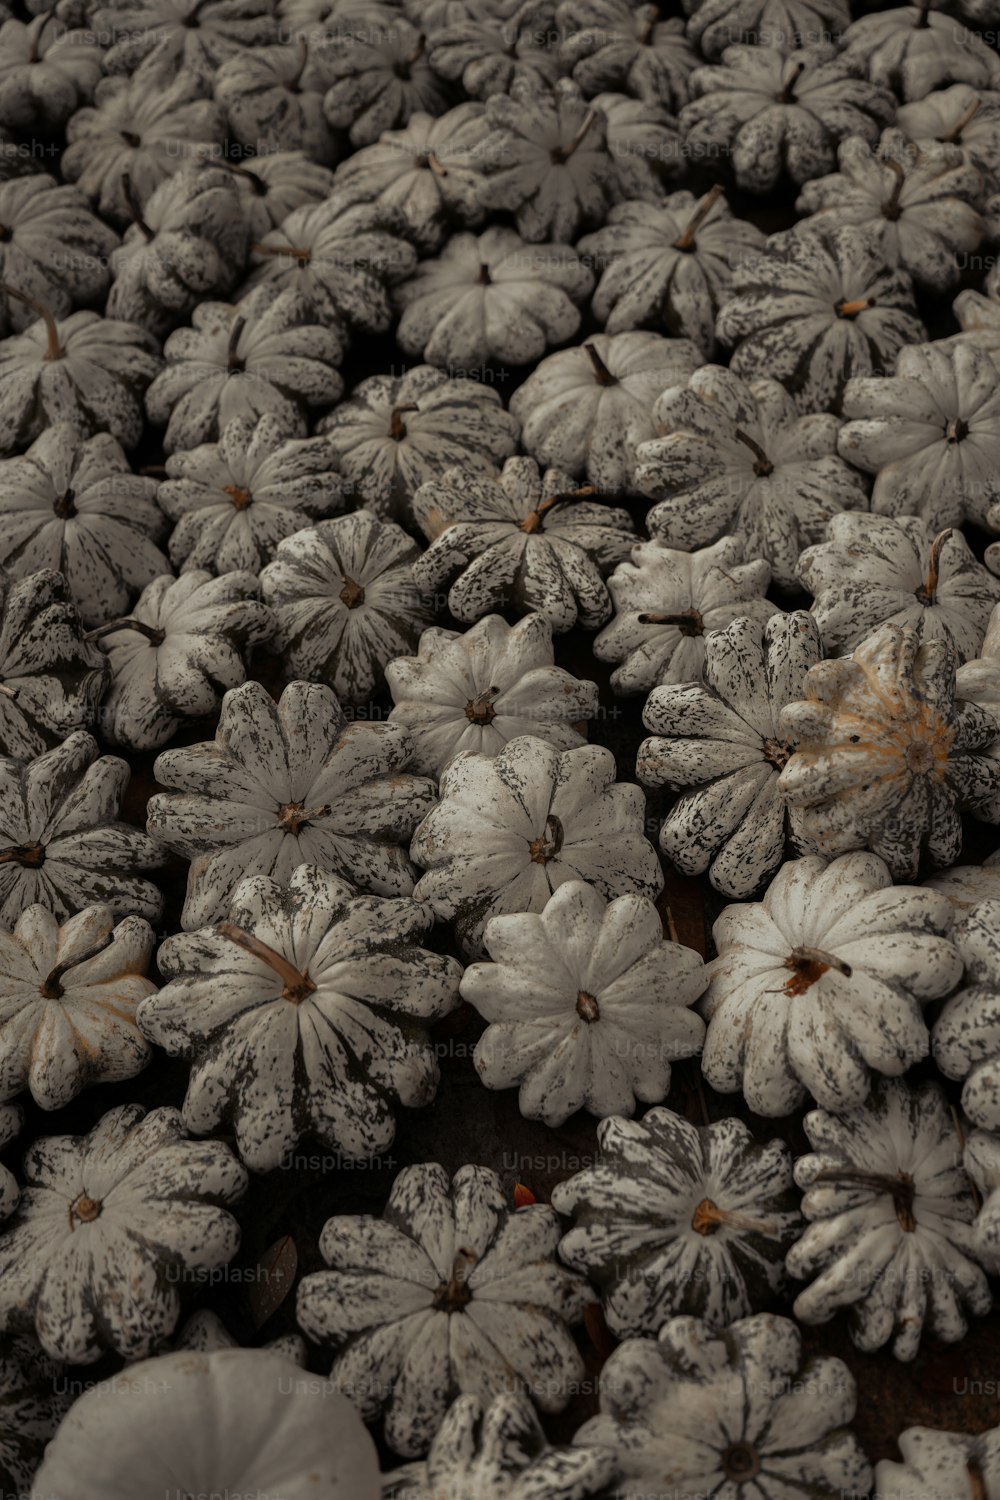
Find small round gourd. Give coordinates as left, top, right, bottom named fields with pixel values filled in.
left=32, top=1348, right=381, bottom=1500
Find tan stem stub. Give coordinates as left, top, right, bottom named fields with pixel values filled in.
left=84, top=616, right=166, bottom=646
left=0, top=681, right=17, bottom=700
left=52, top=487, right=76, bottom=519
left=946, top=417, right=970, bottom=443
left=465, top=687, right=499, bottom=725
left=916, top=527, right=953, bottom=605
left=519, top=487, right=595, bottom=533
left=0, top=842, right=44, bottom=868
left=967, top=1454, right=988, bottom=1500
left=551, top=109, right=598, bottom=164
left=763, top=737, right=792, bottom=770
left=942, top=96, right=982, bottom=142
left=70, top=1193, right=102, bottom=1227
left=783, top=945, right=851, bottom=996
left=251, top=240, right=312, bottom=264
left=776, top=60, right=806, bottom=103
left=339, top=575, right=366, bottom=609
left=637, top=609, right=704, bottom=635
left=425, top=150, right=448, bottom=177
left=576, top=991, right=600, bottom=1023
left=39, top=931, right=114, bottom=1000
left=216, top=921, right=317, bottom=1004
left=389, top=403, right=419, bottom=442
left=672, top=183, right=725, bottom=251
left=433, top=1247, right=477, bottom=1312
left=227, top=315, right=246, bottom=370
left=835, top=296, right=874, bottom=319
left=0, top=283, right=63, bottom=360
left=529, top=814, right=564, bottom=865
left=813, top=1168, right=917, bottom=1232
left=276, top=799, right=330, bottom=836
left=734, top=428, right=774, bottom=476
left=224, top=484, right=253, bottom=511
left=881, top=158, right=906, bottom=221
left=583, top=342, right=616, bottom=386
left=690, top=1198, right=781, bottom=1237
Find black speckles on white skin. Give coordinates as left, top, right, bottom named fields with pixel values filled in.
left=934, top=898, right=1000, bottom=1132
left=0, top=568, right=108, bottom=759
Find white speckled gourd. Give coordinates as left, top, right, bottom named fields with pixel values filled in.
left=0, top=733, right=165, bottom=926
left=0, top=1103, right=247, bottom=1363
left=0, top=176, right=116, bottom=337
left=637, top=612, right=822, bottom=900
left=147, top=679, right=436, bottom=929
left=296, top=1161, right=594, bottom=1458
left=896, top=85, right=1000, bottom=189
left=332, top=106, right=492, bottom=253
left=461, top=880, right=706, bottom=1125
left=223, top=151, right=337, bottom=242
left=837, top=342, right=1000, bottom=531
left=142, top=863, right=461, bottom=1171
left=91, top=571, right=276, bottom=753
left=158, top=413, right=348, bottom=576
left=593, top=536, right=774, bottom=695
left=394, top=226, right=594, bottom=370
left=578, top=189, right=765, bottom=359
left=383, top=1391, right=620, bottom=1500
left=796, top=131, right=985, bottom=294
left=62, top=71, right=227, bottom=229
left=798, top=513, right=1000, bottom=662
left=592, top=90, right=684, bottom=201
left=412, top=456, right=635, bottom=631
left=106, top=163, right=250, bottom=338
left=0, top=424, right=169, bottom=630
left=924, top=854, right=1000, bottom=915
left=477, top=80, right=617, bottom=245
left=574, top=1313, right=872, bottom=1499
left=787, top=1078, right=991, bottom=1361
left=145, top=285, right=344, bottom=454
left=509, top=331, right=699, bottom=496
left=703, top=852, right=962, bottom=1116
left=0, top=1334, right=66, bottom=1500
left=933, top=899, right=1000, bottom=1133
left=0, top=293, right=162, bottom=455
left=318, top=365, right=520, bottom=526
left=0, top=569, right=107, bottom=760
left=32, top=1347, right=381, bottom=1500
left=0, top=14, right=102, bottom=130
left=683, top=0, right=849, bottom=58
left=385, top=613, right=599, bottom=778
left=679, top=45, right=894, bottom=195
left=556, top=0, right=697, bottom=110
left=875, top=1426, right=1000, bottom=1500
left=213, top=41, right=335, bottom=159
left=92, top=0, right=278, bottom=79
left=316, top=8, right=450, bottom=147
left=0, top=903, right=155, bottom=1110
left=636, top=366, right=868, bottom=590
left=839, top=6, right=1000, bottom=103
left=964, top=1126, right=1000, bottom=1272
left=240, top=194, right=416, bottom=338
left=778, top=624, right=1000, bottom=879
left=716, top=224, right=926, bottom=415
left=551, top=1108, right=800, bottom=1333
left=260, top=510, right=432, bottom=705
left=426, top=6, right=563, bottom=104
left=411, top=735, right=663, bottom=958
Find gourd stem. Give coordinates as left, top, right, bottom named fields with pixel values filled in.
left=691, top=1198, right=782, bottom=1237
left=389, top=403, right=419, bottom=441
left=789, top=944, right=851, bottom=978
left=881, top=158, right=906, bottom=221
left=404, top=31, right=425, bottom=67
left=433, top=1247, right=477, bottom=1311
left=251, top=240, right=311, bottom=264
left=426, top=150, right=448, bottom=177
left=918, top=528, right=953, bottom=605
left=519, top=486, right=595, bottom=532
left=672, top=184, right=724, bottom=250
left=552, top=109, right=598, bottom=163
left=220, top=161, right=267, bottom=195
left=637, top=609, right=704, bottom=635
left=584, top=343, right=616, bottom=385
left=529, top=813, right=563, bottom=864
left=120, top=173, right=154, bottom=240
left=0, top=842, right=44, bottom=868
left=39, top=931, right=114, bottom=1000
left=216, top=921, right=317, bottom=1003
left=812, top=1168, right=917, bottom=1231
left=0, top=681, right=17, bottom=699
left=0, top=284, right=63, bottom=361
left=942, top=96, right=982, bottom=141
left=835, top=296, right=873, bottom=319
left=968, top=1454, right=987, bottom=1500
left=465, top=686, right=499, bottom=724
left=637, top=3, right=657, bottom=42
left=734, top=428, right=774, bottom=475
left=227, top=315, right=246, bottom=369
left=28, top=13, right=47, bottom=63
left=916, top=0, right=931, bottom=25
left=84, top=617, right=165, bottom=646
left=777, top=60, right=806, bottom=103
left=339, top=575, right=365, bottom=609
